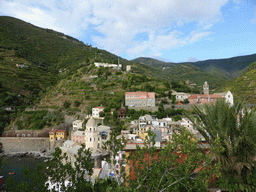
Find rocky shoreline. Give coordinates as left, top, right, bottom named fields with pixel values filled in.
left=0, top=151, right=53, bottom=158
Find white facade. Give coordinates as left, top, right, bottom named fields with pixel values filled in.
left=92, top=106, right=104, bottom=118
left=223, top=91, right=234, bottom=106
left=73, top=120, right=84, bottom=130
left=213, top=90, right=234, bottom=106
left=126, top=65, right=131, bottom=72
left=173, top=92, right=190, bottom=101
left=85, top=118, right=111, bottom=151
left=85, top=118, right=100, bottom=151
left=180, top=118, right=197, bottom=134
left=94, top=62, right=122, bottom=69
left=203, top=81, right=209, bottom=95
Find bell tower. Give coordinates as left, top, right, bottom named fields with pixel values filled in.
left=203, top=81, right=209, bottom=95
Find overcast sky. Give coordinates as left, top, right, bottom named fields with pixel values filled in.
left=0, top=0, right=255, bottom=62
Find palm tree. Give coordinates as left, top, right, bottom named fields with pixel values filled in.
left=188, top=99, right=256, bottom=180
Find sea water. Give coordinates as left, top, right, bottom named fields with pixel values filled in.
left=0, top=156, right=46, bottom=185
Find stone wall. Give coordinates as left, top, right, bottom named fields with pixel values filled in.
left=127, top=106, right=158, bottom=112
left=0, top=137, right=50, bottom=153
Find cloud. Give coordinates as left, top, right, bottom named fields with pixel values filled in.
left=0, top=0, right=229, bottom=58
left=189, top=31, right=211, bottom=43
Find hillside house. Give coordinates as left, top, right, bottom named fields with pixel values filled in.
left=16, top=64, right=29, bottom=68
left=49, top=129, right=67, bottom=141
left=172, top=91, right=190, bottom=102
left=73, top=120, right=84, bottom=130
left=213, top=90, right=234, bottom=106
left=94, top=62, right=122, bottom=70
left=92, top=106, right=104, bottom=118
left=188, top=94, right=222, bottom=104
left=180, top=118, right=197, bottom=135
left=125, top=92, right=155, bottom=107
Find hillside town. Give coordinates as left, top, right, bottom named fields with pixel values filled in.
left=1, top=8, right=255, bottom=191
left=41, top=81, right=234, bottom=182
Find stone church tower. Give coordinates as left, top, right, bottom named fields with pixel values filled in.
left=85, top=117, right=99, bottom=151
left=203, top=81, right=209, bottom=95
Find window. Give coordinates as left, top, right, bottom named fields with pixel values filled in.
left=90, top=128, right=91, bottom=131
left=90, top=138, right=92, bottom=141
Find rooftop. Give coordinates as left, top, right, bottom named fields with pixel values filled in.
left=188, top=94, right=222, bottom=99
left=93, top=106, right=104, bottom=109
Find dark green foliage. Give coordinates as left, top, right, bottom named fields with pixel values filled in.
left=46, top=145, right=94, bottom=192
left=188, top=100, right=256, bottom=189
left=63, top=100, right=71, bottom=108
left=99, top=111, right=105, bottom=117
left=173, top=115, right=182, bottom=121
left=115, top=71, right=122, bottom=75
left=183, top=98, right=189, bottom=104
left=104, top=107, right=111, bottom=113
left=74, top=100, right=81, bottom=107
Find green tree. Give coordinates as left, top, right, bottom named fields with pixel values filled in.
left=74, top=100, right=81, bottom=107
left=46, top=145, right=93, bottom=191
left=99, top=111, right=105, bottom=117
left=127, top=130, right=222, bottom=191
left=188, top=100, right=256, bottom=189
left=63, top=100, right=71, bottom=109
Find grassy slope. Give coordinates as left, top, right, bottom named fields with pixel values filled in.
left=0, top=49, right=57, bottom=94
left=132, top=58, right=229, bottom=89
left=221, top=62, right=256, bottom=103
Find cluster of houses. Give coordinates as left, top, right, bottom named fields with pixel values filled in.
left=47, top=81, right=233, bottom=181
left=174, top=81, right=234, bottom=106
left=125, top=81, right=233, bottom=108
left=50, top=108, right=204, bottom=180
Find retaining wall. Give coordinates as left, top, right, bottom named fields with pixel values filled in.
left=0, top=137, right=50, bottom=153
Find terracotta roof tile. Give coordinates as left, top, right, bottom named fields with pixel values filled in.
left=188, top=94, right=222, bottom=99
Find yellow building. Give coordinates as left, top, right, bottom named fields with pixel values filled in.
left=56, top=130, right=67, bottom=140
left=49, top=130, right=57, bottom=141
left=49, top=129, right=67, bottom=141
left=137, top=129, right=148, bottom=140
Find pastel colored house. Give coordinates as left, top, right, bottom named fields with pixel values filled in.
left=55, top=130, right=67, bottom=140
left=49, top=129, right=57, bottom=141
left=125, top=92, right=155, bottom=107
left=71, top=131, right=85, bottom=144
left=188, top=94, right=222, bottom=104
left=49, top=129, right=67, bottom=141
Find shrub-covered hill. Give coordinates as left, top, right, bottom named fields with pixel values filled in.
left=0, top=16, right=124, bottom=71
left=132, top=57, right=230, bottom=89
left=221, top=62, right=256, bottom=103
left=6, top=66, right=179, bottom=131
